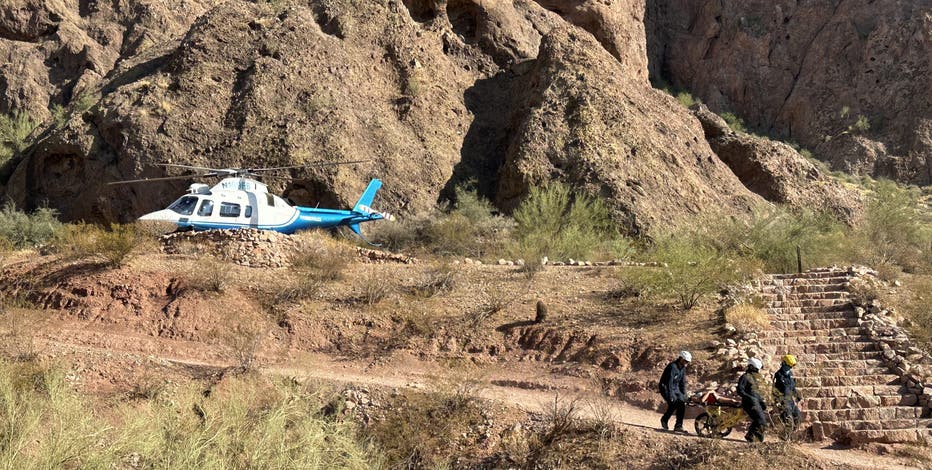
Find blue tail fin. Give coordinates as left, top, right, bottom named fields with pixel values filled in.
left=352, top=179, right=382, bottom=215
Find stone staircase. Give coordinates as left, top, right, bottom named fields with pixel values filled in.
left=757, top=268, right=932, bottom=444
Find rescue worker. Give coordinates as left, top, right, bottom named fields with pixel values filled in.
left=659, top=350, right=691, bottom=433
left=738, top=357, right=768, bottom=442
left=774, top=354, right=801, bottom=427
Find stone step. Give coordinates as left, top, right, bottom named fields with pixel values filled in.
left=792, top=342, right=880, bottom=354
left=767, top=305, right=855, bottom=316
left=769, top=299, right=852, bottom=308
left=769, top=318, right=860, bottom=329
left=821, top=419, right=929, bottom=432
left=761, top=284, right=849, bottom=294
left=792, top=351, right=883, bottom=367
left=796, top=374, right=901, bottom=388
left=767, top=273, right=851, bottom=280
left=760, top=326, right=862, bottom=337
left=758, top=291, right=850, bottom=301
left=840, top=428, right=932, bottom=444
left=807, top=406, right=924, bottom=422
left=794, top=367, right=891, bottom=378
left=791, top=358, right=885, bottom=371
left=798, top=384, right=906, bottom=399
left=802, top=394, right=918, bottom=409
left=771, top=271, right=851, bottom=280
left=759, top=335, right=872, bottom=347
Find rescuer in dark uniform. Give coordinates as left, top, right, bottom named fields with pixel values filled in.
left=738, top=357, right=768, bottom=442
left=659, top=350, right=691, bottom=434
left=774, top=354, right=801, bottom=426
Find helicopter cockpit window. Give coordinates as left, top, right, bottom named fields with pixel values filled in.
left=197, top=200, right=214, bottom=217
left=219, top=202, right=241, bottom=217
left=244, top=206, right=253, bottom=218
left=168, top=196, right=198, bottom=216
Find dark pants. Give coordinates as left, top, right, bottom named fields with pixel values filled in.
left=744, top=404, right=767, bottom=442
left=782, top=397, right=801, bottom=423
left=661, top=399, right=686, bottom=429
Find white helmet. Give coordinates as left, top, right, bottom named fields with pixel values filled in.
left=748, top=358, right=763, bottom=370
left=679, top=350, right=692, bottom=362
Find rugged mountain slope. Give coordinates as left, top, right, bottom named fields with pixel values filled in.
left=647, top=0, right=932, bottom=185
left=496, top=27, right=763, bottom=235
left=0, top=0, right=869, bottom=230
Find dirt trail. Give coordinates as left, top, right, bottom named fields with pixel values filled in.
left=31, top=328, right=916, bottom=470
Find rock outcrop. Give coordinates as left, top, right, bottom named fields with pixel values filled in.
left=691, top=104, right=864, bottom=223
left=647, top=0, right=932, bottom=185
left=497, top=27, right=762, bottom=235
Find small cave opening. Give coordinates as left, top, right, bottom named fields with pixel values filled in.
left=446, top=0, right=480, bottom=43
left=401, top=0, right=439, bottom=23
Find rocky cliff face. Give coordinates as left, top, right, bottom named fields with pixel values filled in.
left=0, top=0, right=877, bottom=232
left=496, top=27, right=762, bottom=235
left=647, top=0, right=932, bottom=185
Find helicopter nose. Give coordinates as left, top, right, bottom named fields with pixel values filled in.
left=138, top=210, right=177, bottom=222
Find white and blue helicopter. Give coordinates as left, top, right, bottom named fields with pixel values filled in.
left=111, top=162, right=393, bottom=237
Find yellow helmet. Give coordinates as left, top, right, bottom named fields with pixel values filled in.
left=782, top=354, right=798, bottom=367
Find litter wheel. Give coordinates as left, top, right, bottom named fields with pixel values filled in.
left=694, top=412, right=732, bottom=438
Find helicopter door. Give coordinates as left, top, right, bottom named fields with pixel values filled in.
left=197, top=199, right=214, bottom=217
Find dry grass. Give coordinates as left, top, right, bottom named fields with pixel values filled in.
left=724, top=303, right=770, bottom=334
left=364, top=378, right=484, bottom=468
left=355, top=271, right=393, bottom=306
left=410, top=262, right=458, bottom=297
left=186, top=256, right=231, bottom=293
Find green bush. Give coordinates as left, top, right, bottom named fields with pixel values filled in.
left=370, top=185, right=511, bottom=257
left=510, top=182, right=628, bottom=262
left=720, top=112, right=746, bottom=133
left=632, top=235, right=742, bottom=310
left=0, top=111, right=40, bottom=164
left=0, top=204, right=62, bottom=249
left=853, top=180, right=930, bottom=272
left=699, top=209, right=850, bottom=274
left=675, top=92, right=699, bottom=108
left=53, top=222, right=147, bottom=267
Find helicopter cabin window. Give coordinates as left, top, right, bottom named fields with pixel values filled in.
left=168, top=196, right=198, bottom=216
left=266, top=194, right=274, bottom=206
left=244, top=206, right=253, bottom=218
left=219, top=202, right=241, bottom=217
left=197, top=199, right=214, bottom=217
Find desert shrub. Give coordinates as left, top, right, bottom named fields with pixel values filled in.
left=219, top=322, right=266, bottom=373
left=411, top=263, right=458, bottom=297
left=900, top=276, right=932, bottom=350
left=632, top=235, right=743, bottom=310
left=95, top=223, right=144, bottom=267
left=720, top=112, right=746, bottom=133
left=366, top=382, right=483, bottom=468
left=851, top=114, right=870, bottom=133
left=0, top=360, right=118, bottom=468
left=0, top=204, right=62, bottom=249
left=187, top=256, right=230, bottom=293
left=675, top=91, right=699, bottom=108
left=699, top=209, right=850, bottom=274
left=0, top=111, right=40, bottom=164
left=852, top=180, right=930, bottom=273
left=511, top=182, right=627, bottom=262
left=724, top=303, right=769, bottom=334
left=0, top=361, right=376, bottom=468
left=370, top=185, right=511, bottom=257
left=291, top=242, right=350, bottom=281
left=355, top=271, right=393, bottom=305
left=466, top=287, right=515, bottom=328
left=53, top=222, right=148, bottom=266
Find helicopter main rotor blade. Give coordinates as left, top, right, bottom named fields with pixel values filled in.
left=156, top=163, right=221, bottom=171
left=106, top=173, right=216, bottom=185
left=248, top=159, right=373, bottom=172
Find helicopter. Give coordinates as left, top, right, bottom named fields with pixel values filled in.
left=110, top=162, right=393, bottom=237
